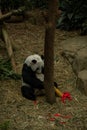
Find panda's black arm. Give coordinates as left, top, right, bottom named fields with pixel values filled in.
left=22, top=64, right=44, bottom=89
left=22, top=73, right=44, bottom=89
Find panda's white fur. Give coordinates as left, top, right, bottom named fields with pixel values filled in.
left=21, top=54, right=44, bottom=100
left=22, top=54, right=44, bottom=87
left=36, top=73, right=44, bottom=82
left=25, top=54, right=44, bottom=73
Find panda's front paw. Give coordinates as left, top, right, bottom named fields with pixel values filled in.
left=36, top=73, right=44, bottom=82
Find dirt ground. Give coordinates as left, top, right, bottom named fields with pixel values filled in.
left=0, top=21, right=87, bottom=130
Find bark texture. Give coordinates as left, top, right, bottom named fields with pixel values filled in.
left=44, top=0, right=58, bottom=104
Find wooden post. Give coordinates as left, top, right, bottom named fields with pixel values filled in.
left=44, top=0, right=58, bottom=104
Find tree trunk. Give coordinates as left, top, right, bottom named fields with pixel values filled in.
left=0, top=10, right=2, bottom=38
left=2, top=24, right=17, bottom=73
left=44, top=0, right=58, bottom=104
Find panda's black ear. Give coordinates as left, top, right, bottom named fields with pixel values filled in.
left=41, top=55, right=44, bottom=60
left=32, top=59, right=37, bottom=64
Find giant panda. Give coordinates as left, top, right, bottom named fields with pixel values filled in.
left=21, top=54, right=44, bottom=101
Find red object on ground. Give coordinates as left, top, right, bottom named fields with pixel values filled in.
left=34, top=100, right=37, bottom=105
left=49, top=118, right=55, bottom=121
left=54, top=113, right=72, bottom=119
left=54, top=113, right=61, bottom=117
left=61, top=92, right=72, bottom=103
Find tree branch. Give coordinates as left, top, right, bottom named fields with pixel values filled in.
left=0, top=7, right=25, bottom=21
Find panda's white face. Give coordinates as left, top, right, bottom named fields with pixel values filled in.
left=25, top=54, right=44, bottom=73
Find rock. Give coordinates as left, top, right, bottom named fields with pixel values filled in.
left=62, top=50, right=76, bottom=64
left=61, top=36, right=87, bottom=74
left=76, top=70, right=87, bottom=96
left=61, top=36, right=87, bottom=96
left=72, top=47, right=87, bottom=75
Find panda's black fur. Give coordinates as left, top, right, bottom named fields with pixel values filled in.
left=21, top=54, right=44, bottom=100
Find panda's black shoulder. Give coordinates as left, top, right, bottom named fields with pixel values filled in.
left=22, top=63, right=29, bottom=71
left=22, top=63, right=34, bottom=75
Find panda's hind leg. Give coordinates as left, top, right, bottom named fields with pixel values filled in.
left=35, top=89, right=45, bottom=96
left=21, top=86, right=36, bottom=100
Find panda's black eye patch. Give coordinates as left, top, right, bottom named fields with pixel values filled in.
left=32, top=59, right=37, bottom=64
left=42, top=67, right=44, bottom=74
left=36, top=67, right=39, bottom=70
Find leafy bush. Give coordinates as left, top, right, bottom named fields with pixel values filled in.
left=0, top=58, right=21, bottom=80
left=0, top=121, right=10, bottom=130
left=57, top=0, right=87, bottom=32
left=0, top=0, right=48, bottom=12
left=0, top=0, right=27, bottom=12
left=30, top=0, right=48, bottom=9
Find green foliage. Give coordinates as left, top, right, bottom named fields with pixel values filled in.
left=30, top=0, right=48, bottom=9
left=81, top=20, right=87, bottom=35
left=0, top=0, right=27, bottom=12
left=57, top=0, right=87, bottom=32
left=0, top=121, right=10, bottom=130
left=0, top=58, right=21, bottom=80
left=0, top=0, right=48, bottom=12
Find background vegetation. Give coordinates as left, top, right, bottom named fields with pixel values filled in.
left=57, top=0, right=87, bottom=33
left=0, top=0, right=87, bottom=34
left=0, top=58, right=21, bottom=80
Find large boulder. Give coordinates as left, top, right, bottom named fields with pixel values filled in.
left=76, top=70, right=87, bottom=96
left=61, top=36, right=87, bottom=96
left=61, top=36, right=87, bottom=74
left=72, top=47, right=87, bottom=75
